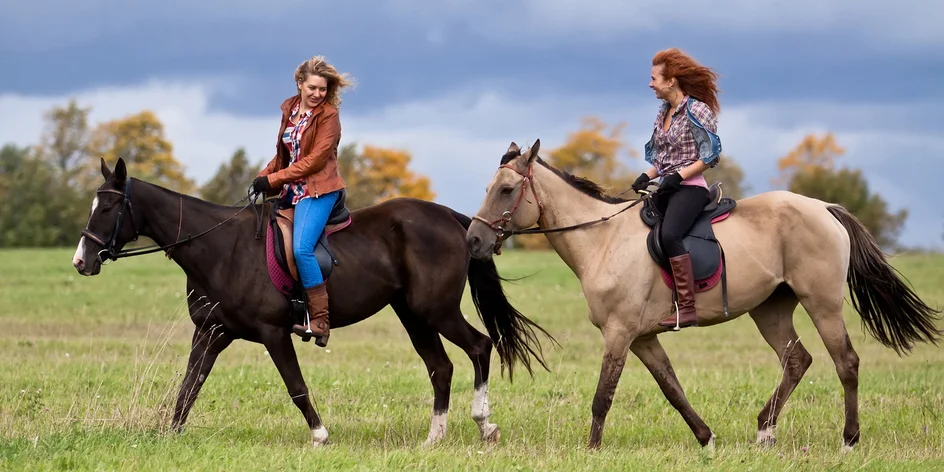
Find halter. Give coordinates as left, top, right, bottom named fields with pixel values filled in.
left=472, top=162, right=545, bottom=243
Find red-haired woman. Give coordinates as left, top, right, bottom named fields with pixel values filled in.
left=631, top=47, right=723, bottom=331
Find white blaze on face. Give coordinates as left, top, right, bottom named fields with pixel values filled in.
left=72, top=197, right=99, bottom=267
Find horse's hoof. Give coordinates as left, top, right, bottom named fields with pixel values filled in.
left=705, top=433, right=716, bottom=452
left=311, top=426, right=329, bottom=447
left=755, top=428, right=776, bottom=448
left=482, top=424, right=500, bottom=443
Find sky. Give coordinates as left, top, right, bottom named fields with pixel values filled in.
left=2, top=0, right=942, bottom=249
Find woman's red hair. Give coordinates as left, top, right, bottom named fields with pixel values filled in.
left=653, top=48, right=720, bottom=114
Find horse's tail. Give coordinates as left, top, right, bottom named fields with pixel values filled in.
left=451, top=210, right=558, bottom=381
left=827, top=204, right=943, bottom=355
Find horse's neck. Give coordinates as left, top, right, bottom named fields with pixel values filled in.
left=135, top=181, right=244, bottom=277
left=531, top=166, right=631, bottom=279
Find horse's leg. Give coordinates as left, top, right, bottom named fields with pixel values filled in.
left=427, top=310, right=497, bottom=443
left=629, top=335, right=715, bottom=447
left=748, top=285, right=812, bottom=447
left=588, top=323, right=635, bottom=449
left=260, top=328, right=328, bottom=446
left=391, top=303, right=455, bottom=446
left=803, top=297, right=860, bottom=451
left=171, top=324, right=234, bottom=431
left=791, top=275, right=860, bottom=451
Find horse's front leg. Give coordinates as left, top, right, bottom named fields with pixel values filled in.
left=588, top=321, right=636, bottom=449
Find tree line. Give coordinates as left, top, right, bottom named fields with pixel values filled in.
left=0, top=100, right=909, bottom=250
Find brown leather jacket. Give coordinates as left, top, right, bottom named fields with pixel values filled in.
left=258, top=95, right=346, bottom=198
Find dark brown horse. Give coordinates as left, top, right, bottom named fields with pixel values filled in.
left=71, top=157, right=555, bottom=447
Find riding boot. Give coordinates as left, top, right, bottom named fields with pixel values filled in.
left=659, top=253, right=699, bottom=330
left=294, top=282, right=330, bottom=347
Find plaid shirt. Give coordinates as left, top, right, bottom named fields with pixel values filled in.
left=647, top=96, right=718, bottom=185
left=279, top=101, right=314, bottom=205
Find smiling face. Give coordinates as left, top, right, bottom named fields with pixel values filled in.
left=297, top=74, right=328, bottom=109
left=649, top=63, right=676, bottom=101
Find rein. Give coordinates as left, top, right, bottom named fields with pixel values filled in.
left=80, top=179, right=261, bottom=263
left=472, top=162, right=653, bottom=252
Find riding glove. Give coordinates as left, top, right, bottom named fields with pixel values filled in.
left=631, top=172, right=651, bottom=192
left=658, top=172, right=683, bottom=192
left=251, top=176, right=271, bottom=194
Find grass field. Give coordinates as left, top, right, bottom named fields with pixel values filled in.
left=1, top=248, right=942, bottom=471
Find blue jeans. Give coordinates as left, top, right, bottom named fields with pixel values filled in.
left=293, top=191, right=339, bottom=289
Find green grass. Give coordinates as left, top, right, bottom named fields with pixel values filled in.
left=1, top=248, right=942, bottom=471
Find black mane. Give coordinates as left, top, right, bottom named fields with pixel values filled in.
left=497, top=149, right=630, bottom=204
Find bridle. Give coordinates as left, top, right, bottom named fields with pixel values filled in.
left=80, top=179, right=259, bottom=264
left=471, top=162, right=545, bottom=241
left=80, top=180, right=141, bottom=263
left=471, top=157, right=652, bottom=254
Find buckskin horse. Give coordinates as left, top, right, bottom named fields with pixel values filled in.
left=71, top=157, right=555, bottom=447
left=466, top=140, right=942, bottom=451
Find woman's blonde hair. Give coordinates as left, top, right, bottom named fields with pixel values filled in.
left=294, top=55, right=355, bottom=108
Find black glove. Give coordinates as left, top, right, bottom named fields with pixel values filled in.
left=631, top=173, right=651, bottom=193
left=251, top=176, right=271, bottom=194
left=658, top=172, right=683, bottom=192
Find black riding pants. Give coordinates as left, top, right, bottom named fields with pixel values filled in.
left=654, top=184, right=710, bottom=259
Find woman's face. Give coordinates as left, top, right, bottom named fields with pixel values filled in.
left=649, top=64, right=675, bottom=101
left=298, top=74, right=328, bottom=109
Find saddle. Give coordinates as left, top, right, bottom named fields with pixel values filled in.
left=263, top=190, right=353, bottom=338
left=639, top=182, right=736, bottom=315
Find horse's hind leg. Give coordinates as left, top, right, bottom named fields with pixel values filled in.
left=391, top=302, right=455, bottom=446
left=171, top=324, right=234, bottom=431
left=791, top=276, right=860, bottom=450
left=630, top=335, right=715, bottom=447
left=748, top=284, right=812, bottom=447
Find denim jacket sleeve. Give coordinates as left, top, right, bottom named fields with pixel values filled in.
left=685, top=99, right=722, bottom=167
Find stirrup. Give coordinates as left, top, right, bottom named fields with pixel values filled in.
left=671, top=301, right=681, bottom=332
left=294, top=311, right=314, bottom=341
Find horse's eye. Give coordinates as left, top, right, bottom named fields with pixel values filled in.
left=500, top=186, right=514, bottom=195
left=102, top=206, right=112, bottom=212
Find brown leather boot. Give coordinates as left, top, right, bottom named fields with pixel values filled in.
left=294, top=283, right=330, bottom=347
left=659, top=253, right=699, bottom=330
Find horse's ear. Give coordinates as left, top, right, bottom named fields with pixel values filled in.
left=100, top=157, right=112, bottom=180
left=114, top=157, right=127, bottom=183
left=506, top=141, right=520, bottom=154
left=525, top=139, right=541, bottom=164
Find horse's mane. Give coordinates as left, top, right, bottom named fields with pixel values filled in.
left=498, top=150, right=631, bottom=204
left=132, top=178, right=255, bottom=212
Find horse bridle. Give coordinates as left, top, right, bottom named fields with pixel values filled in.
left=79, top=179, right=259, bottom=264
left=80, top=180, right=141, bottom=263
left=472, top=162, right=545, bottom=244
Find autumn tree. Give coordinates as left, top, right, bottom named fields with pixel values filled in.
left=705, top=154, right=749, bottom=200
left=34, top=99, right=91, bottom=187
left=513, top=116, right=640, bottom=250
left=789, top=166, right=907, bottom=249
left=200, top=148, right=262, bottom=205
left=337, top=143, right=435, bottom=210
left=83, top=110, right=195, bottom=194
left=547, top=116, right=638, bottom=192
left=778, top=133, right=907, bottom=249
left=773, top=132, right=844, bottom=188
